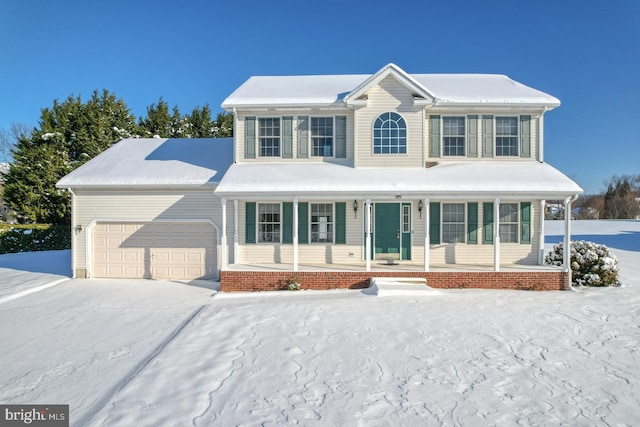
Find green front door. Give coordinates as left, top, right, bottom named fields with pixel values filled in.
left=374, top=203, right=401, bottom=259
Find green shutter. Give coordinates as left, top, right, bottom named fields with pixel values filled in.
left=282, top=202, right=293, bottom=243
left=282, top=116, right=293, bottom=158
left=335, top=202, right=346, bottom=244
left=467, top=115, right=478, bottom=157
left=520, top=115, right=531, bottom=158
left=482, top=115, right=493, bottom=157
left=297, top=116, right=309, bottom=158
left=467, top=202, right=478, bottom=244
left=298, top=202, right=309, bottom=244
left=429, top=202, right=440, bottom=244
left=245, top=117, right=256, bottom=159
left=245, top=202, right=256, bottom=243
left=521, top=202, right=531, bottom=244
left=335, top=116, right=347, bottom=158
left=483, top=202, right=494, bottom=244
left=429, top=115, right=441, bottom=158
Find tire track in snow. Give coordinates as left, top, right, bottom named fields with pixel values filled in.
left=78, top=304, right=207, bottom=427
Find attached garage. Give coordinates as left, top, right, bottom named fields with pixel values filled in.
left=92, top=222, right=217, bottom=280
left=55, top=138, right=234, bottom=281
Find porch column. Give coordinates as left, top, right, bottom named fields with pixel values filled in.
left=233, top=199, right=239, bottom=265
left=538, top=200, right=546, bottom=265
left=365, top=199, right=371, bottom=272
left=221, top=198, right=227, bottom=270
left=293, top=197, right=299, bottom=272
left=423, top=198, right=430, bottom=272
left=564, top=196, right=573, bottom=289
left=494, top=198, right=500, bottom=272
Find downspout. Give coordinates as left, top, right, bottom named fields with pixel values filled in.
left=232, top=107, right=238, bottom=163
left=67, top=188, right=77, bottom=278
left=538, top=107, right=547, bottom=162
left=563, top=194, right=579, bottom=290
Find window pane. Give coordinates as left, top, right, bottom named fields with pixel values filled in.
left=258, top=203, right=280, bottom=243
left=499, top=203, right=518, bottom=243
left=373, top=112, right=406, bottom=155
left=311, top=203, right=333, bottom=243
left=259, top=118, right=280, bottom=157
left=442, top=203, right=465, bottom=243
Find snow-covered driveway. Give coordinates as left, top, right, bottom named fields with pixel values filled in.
left=0, top=278, right=217, bottom=425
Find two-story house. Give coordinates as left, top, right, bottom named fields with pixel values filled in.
left=57, top=64, right=582, bottom=291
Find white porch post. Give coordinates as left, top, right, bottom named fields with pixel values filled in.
left=293, top=197, right=299, bottom=272
left=494, top=198, right=500, bottom=272
left=423, top=198, right=430, bottom=272
left=539, top=200, right=546, bottom=265
left=365, top=199, right=372, bottom=272
left=233, top=199, right=239, bottom=265
left=564, top=197, right=573, bottom=289
left=221, top=198, right=228, bottom=270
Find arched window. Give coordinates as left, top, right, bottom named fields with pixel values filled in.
left=373, top=112, right=407, bottom=154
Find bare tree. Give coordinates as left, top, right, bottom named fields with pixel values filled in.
left=0, top=123, right=30, bottom=163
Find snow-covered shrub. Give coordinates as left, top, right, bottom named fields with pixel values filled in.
left=0, top=224, right=71, bottom=254
left=285, top=274, right=301, bottom=291
left=545, top=240, right=620, bottom=287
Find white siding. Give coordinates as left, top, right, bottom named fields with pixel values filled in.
left=73, top=189, right=235, bottom=276
left=235, top=110, right=354, bottom=163
left=355, top=76, right=424, bottom=168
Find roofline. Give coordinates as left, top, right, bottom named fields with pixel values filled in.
left=56, top=183, right=219, bottom=190
left=213, top=190, right=583, bottom=200
left=343, top=63, right=436, bottom=104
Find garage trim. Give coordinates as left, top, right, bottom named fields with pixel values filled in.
left=85, top=218, right=220, bottom=279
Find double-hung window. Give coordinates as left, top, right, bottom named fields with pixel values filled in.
left=258, top=203, right=280, bottom=243
left=442, top=203, right=465, bottom=243
left=495, top=117, right=518, bottom=156
left=373, top=112, right=407, bottom=154
left=499, top=203, right=518, bottom=243
left=443, top=117, right=465, bottom=156
left=259, top=118, right=280, bottom=157
left=311, top=117, right=333, bottom=157
left=311, top=203, right=333, bottom=243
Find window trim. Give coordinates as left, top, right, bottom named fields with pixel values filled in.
left=257, top=202, right=282, bottom=243
left=498, top=202, right=519, bottom=243
left=310, top=116, right=335, bottom=158
left=258, top=117, right=281, bottom=157
left=372, top=112, right=408, bottom=155
left=494, top=116, right=519, bottom=157
left=442, top=203, right=466, bottom=244
left=442, top=115, right=466, bottom=157
left=309, top=202, right=334, bottom=243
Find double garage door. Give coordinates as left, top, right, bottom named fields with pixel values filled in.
left=92, top=222, right=217, bottom=280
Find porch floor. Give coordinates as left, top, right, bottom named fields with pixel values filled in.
left=224, top=261, right=561, bottom=273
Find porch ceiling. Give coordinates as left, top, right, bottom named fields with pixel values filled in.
left=214, top=161, right=583, bottom=200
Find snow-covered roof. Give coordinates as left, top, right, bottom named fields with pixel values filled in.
left=56, top=138, right=233, bottom=188
left=215, top=161, right=582, bottom=199
left=222, top=63, right=560, bottom=109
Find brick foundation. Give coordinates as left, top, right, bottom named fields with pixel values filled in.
left=220, top=270, right=568, bottom=292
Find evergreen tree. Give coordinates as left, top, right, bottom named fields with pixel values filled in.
left=3, top=90, right=137, bottom=224
left=185, top=104, right=214, bottom=138
left=213, top=111, right=233, bottom=137
left=603, top=175, right=640, bottom=219
left=139, top=98, right=177, bottom=138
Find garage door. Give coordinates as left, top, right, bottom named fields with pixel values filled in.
left=92, top=222, right=217, bottom=280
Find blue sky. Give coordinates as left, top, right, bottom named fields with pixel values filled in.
left=1, top=0, right=638, bottom=194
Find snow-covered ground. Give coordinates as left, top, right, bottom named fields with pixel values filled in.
left=0, top=250, right=71, bottom=301
left=1, top=220, right=639, bottom=426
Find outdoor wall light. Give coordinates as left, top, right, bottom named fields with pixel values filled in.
left=418, top=200, right=423, bottom=218
left=353, top=200, right=358, bottom=218
left=74, top=224, right=83, bottom=233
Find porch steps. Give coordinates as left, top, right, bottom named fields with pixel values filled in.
left=368, top=277, right=439, bottom=297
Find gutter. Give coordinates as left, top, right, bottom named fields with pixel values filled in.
left=67, top=188, right=76, bottom=278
